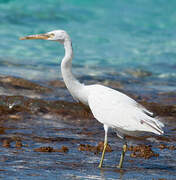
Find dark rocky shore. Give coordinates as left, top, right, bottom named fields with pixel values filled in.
left=0, top=75, right=175, bottom=179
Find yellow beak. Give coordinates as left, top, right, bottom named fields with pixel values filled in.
left=19, top=33, right=54, bottom=40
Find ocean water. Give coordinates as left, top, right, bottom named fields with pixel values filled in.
left=0, top=0, right=176, bottom=93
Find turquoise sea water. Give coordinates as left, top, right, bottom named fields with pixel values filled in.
left=0, top=0, right=176, bottom=93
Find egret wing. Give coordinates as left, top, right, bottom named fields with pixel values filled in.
left=87, top=85, right=164, bottom=134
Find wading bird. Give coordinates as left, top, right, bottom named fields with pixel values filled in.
left=20, top=30, right=164, bottom=168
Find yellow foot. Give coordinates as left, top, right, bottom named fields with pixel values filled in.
left=98, top=164, right=102, bottom=168
left=116, top=164, right=123, bottom=169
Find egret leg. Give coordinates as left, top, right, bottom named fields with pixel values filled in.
left=117, top=142, right=127, bottom=168
left=98, top=125, right=108, bottom=168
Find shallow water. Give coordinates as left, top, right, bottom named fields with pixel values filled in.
left=0, top=106, right=175, bottom=180
left=0, top=77, right=174, bottom=179
left=0, top=104, right=175, bottom=180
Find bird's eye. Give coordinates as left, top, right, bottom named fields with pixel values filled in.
left=49, top=33, right=55, bottom=38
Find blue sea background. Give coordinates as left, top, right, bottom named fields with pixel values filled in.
left=0, top=0, right=176, bottom=92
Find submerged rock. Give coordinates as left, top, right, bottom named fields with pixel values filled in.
left=0, top=95, right=93, bottom=120
left=2, top=139, right=11, bottom=148
left=126, top=69, right=152, bottom=78
left=0, top=76, right=51, bottom=93
left=0, top=93, right=175, bottom=125
left=78, top=141, right=112, bottom=154
left=15, top=140, right=23, bottom=148
left=34, top=146, right=69, bottom=153
left=34, top=146, right=55, bottom=152
left=158, top=144, right=176, bottom=150
left=101, top=80, right=124, bottom=89
left=128, top=144, right=159, bottom=159
left=140, top=101, right=176, bottom=116
left=48, top=80, right=66, bottom=88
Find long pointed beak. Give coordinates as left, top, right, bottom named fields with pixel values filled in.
left=19, top=33, right=53, bottom=40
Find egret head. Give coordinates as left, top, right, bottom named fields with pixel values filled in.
left=20, top=30, right=69, bottom=44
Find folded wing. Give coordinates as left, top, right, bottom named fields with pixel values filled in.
left=87, top=85, right=164, bottom=135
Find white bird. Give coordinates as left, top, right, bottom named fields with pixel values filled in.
left=20, top=30, right=164, bottom=168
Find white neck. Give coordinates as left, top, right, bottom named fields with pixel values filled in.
left=61, top=37, right=87, bottom=103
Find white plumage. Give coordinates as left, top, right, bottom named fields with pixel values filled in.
left=87, top=84, right=164, bottom=136
left=20, top=29, right=164, bottom=168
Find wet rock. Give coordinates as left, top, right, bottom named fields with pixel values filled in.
left=54, top=146, right=69, bottom=153
left=48, top=80, right=66, bottom=88
left=0, top=127, right=6, bottom=134
left=97, top=141, right=112, bottom=152
left=33, top=136, right=74, bottom=143
left=157, top=144, right=176, bottom=150
left=157, top=91, right=176, bottom=105
left=50, top=101, right=93, bottom=120
left=15, top=140, right=23, bottom=148
left=0, top=95, right=93, bottom=120
left=0, top=76, right=51, bottom=93
left=34, top=146, right=54, bottom=152
left=126, top=69, right=152, bottom=78
left=168, top=145, right=176, bottom=150
left=0, top=91, right=175, bottom=122
left=158, top=91, right=176, bottom=96
left=84, top=78, right=124, bottom=90
left=140, top=101, right=176, bottom=116
left=2, top=139, right=11, bottom=148
left=78, top=141, right=112, bottom=154
left=101, top=80, right=124, bottom=89
left=78, top=144, right=94, bottom=152
left=9, top=114, right=21, bottom=120
left=156, top=135, right=173, bottom=142
left=77, top=127, right=98, bottom=136
left=158, top=144, right=167, bottom=150
left=34, top=146, right=69, bottom=153
left=128, top=145, right=159, bottom=159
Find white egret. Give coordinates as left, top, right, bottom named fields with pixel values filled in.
left=20, top=30, right=164, bottom=168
